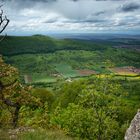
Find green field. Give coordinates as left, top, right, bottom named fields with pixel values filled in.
left=0, top=35, right=139, bottom=85
left=32, top=74, right=57, bottom=83
left=55, top=63, right=79, bottom=78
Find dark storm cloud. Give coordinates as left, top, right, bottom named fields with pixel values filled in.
left=121, top=2, right=140, bottom=12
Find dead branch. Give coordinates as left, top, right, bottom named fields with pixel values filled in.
left=0, top=7, right=10, bottom=33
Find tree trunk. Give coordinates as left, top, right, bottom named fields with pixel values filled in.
left=0, top=81, right=20, bottom=128
left=13, top=103, right=20, bottom=128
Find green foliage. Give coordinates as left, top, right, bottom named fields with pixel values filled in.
left=19, top=105, right=49, bottom=128
left=51, top=103, right=123, bottom=140
left=0, top=64, right=139, bottom=139
left=53, top=81, right=85, bottom=108
left=0, top=105, right=11, bottom=127
left=50, top=78, right=136, bottom=140
left=31, top=88, right=54, bottom=109
left=0, top=35, right=140, bottom=139
left=0, top=57, right=41, bottom=127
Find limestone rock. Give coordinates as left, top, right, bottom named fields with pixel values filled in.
left=125, top=110, right=140, bottom=140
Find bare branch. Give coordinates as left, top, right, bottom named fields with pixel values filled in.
left=0, top=7, right=9, bottom=34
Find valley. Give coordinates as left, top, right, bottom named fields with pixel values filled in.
left=1, top=0, right=140, bottom=139
left=0, top=34, right=140, bottom=139
left=1, top=35, right=140, bottom=86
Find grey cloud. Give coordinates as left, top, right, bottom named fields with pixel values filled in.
left=43, top=18, right=107, bottom=24
left=94, top=11, right=106, bottom=16
left=82, top=19, right=107, bottom=23
left=90, top=11, right=106, bottom=17
left=1, top=0, right=56, bottom=2
left=68, top=19, right=107, bottom=23
left=1, top=0, right=140, bottom=34
left=96, top=0, right=126, bottom=1
left=43, top=18, right=58, bottom=23
left=72, top=0, right=126, bottom=1
left=2, top=0, right=56, bottom=10
left=121, top=2, right=140, bottom=12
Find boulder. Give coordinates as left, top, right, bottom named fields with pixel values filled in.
left=125, top=110, right=140, bottom=140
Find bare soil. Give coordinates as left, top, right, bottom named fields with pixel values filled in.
left=78, top=69, right=96, bottom=76
left=110, top=66, right=140, bottom=75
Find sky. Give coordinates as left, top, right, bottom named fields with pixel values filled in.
left=1, top=0, right=140, bottom=35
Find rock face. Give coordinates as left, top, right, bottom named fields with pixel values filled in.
left=125, top=110, right=140, bottom=140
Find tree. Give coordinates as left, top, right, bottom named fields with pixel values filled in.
left=0, top=56, right=42, bottom=128
left=0, top=5, right=20, bottom=127
left=0, top=7, right=40, bottom=128
left=51, top=78, right=133, bottom=140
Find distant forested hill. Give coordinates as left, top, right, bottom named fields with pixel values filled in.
left=0, top=35, right=108, bottom=56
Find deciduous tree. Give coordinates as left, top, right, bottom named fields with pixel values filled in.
left=0, top=7, right=40, bottom=128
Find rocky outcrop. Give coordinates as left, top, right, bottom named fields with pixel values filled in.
left=125, top=110, right=140, bottom=140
